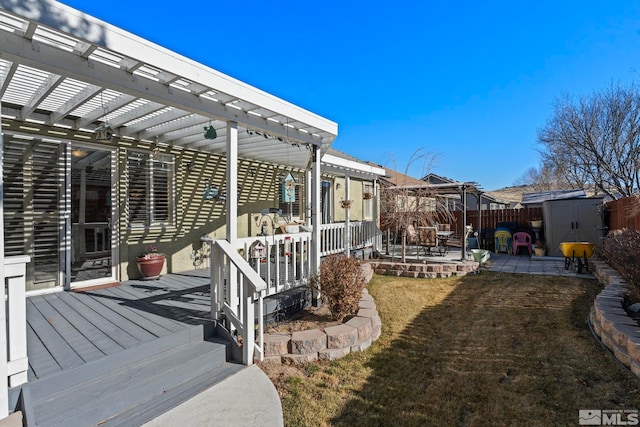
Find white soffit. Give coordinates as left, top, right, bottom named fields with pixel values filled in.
left=321, top=153, right=386, bottom=178
left=0, top=0, right=338, bottom=169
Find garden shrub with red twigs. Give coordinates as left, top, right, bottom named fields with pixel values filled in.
left=309, top=254, right=366, bottom=322
left=597, top=229, right=640, bottom=302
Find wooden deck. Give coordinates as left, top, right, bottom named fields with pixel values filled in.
left=13, top=270, right=254, bottom=426
left=25, top=270, right=214, bottom=382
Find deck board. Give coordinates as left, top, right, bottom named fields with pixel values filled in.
left=75, top=288, right=178, bottom=338
left=51, top=293, right=126, bottom=356
left=26, top=298, right=85, bottom=371
left=29, top=294, right=105, bottom=364
left=24, top=272, right=216, bottom=383
left=55, top=292, right=141, bottom=350
left=27, top=322, right=62, bottom=380
left=96, top=286, right=188, bottom=333
left=108, top=278, right=211, bottom=325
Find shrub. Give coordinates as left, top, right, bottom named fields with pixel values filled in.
left=597, top=229, right=640, bottom=301
left=309, top=254, right=366, bottom=322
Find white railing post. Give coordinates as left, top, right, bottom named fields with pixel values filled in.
left=242, top=287, right=255, bottom=365
left=208, top=240, right=266, bottom=365
left=5, top=256, right=29, bottom=388
left=0, top=255, right=30, bottom=418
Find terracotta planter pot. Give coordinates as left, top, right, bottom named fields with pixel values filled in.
left=137, top=256, right=165, bottom=279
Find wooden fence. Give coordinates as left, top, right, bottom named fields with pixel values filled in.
left=605, top=196, right=640, bottom=231
left=446, top=207, right=543, bottom=237
left=443, top=196, right=640, bottom=237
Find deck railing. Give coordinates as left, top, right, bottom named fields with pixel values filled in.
left=0, top=255, right=30, bottom=418
left=319, top=221, right=381, bottom=256
left=234, top=221, right=381, bottom=295
left=205, top=238, right=267, bottom=366
left=235, top=233, right=312, bottom=297
left=203, top=222, right=380, bottom=365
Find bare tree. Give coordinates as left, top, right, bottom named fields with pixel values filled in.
left=514, top=165, right=572, bottom=192
left=379, top=149, right=453, bottom=262
left=537, top=84, right=640, bottom=199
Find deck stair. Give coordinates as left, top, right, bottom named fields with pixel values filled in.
left=16, top=324, right=242, bottom=426
left=8, top=272, right=247, bottom=426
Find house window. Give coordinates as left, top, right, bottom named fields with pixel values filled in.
left=423, top=197, right=436, bottom=212
left=127, top=151, right=175, bottom=227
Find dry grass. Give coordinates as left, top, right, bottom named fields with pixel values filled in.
left=260, top=272, right=640, bottom=426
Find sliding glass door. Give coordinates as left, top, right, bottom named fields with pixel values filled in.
left=3, top=135, right=116, bottom=292
left=70, top=144, right=116, bottom=287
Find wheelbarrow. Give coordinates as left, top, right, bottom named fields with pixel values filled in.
left=559, top=242, right=595, bottom=274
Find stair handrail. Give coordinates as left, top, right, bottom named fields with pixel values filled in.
left=203, top=237, right=267, bottom=365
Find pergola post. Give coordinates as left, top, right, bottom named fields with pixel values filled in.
left=226, top=121, right=238, bottom=314
left=0, top=99, right=8, bottom=418
left=226, top=121, right=238, bottom=244
left=373, top=178, right=380, bottom=253
left=344, top=174, right=351, bottom=257
left=461, top=184, right=467, bottom=261
left=305, top=169, right=312, bottom=228
left=311, top=145, right=321, bottom=304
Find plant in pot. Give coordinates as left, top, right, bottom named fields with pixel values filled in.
left=340, top=199, right=353, bottom=209
left=137, top=245, right=165, bottom=279
left=533, top=241, right=546, bottom=256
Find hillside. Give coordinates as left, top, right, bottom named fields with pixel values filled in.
left=485, top=185, right=533, bottom=203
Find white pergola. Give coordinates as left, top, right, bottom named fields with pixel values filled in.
left=0, top=0, right=338, bottom=243
left=0, top=0, right=339, bottom=396
left=0, top=0, right=337, bottom=166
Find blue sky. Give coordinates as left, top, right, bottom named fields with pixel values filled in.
left=61, top=1, right=640, bottom=190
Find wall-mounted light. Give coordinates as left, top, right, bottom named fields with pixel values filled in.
left=336, top=183, right=342, bottom=189
left=186, top=162, right=195, bottom=173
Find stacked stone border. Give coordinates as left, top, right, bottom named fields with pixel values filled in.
left=589, top=259, right=640, bottom=377
left=368, top=260, right=479, bottom=278
left=261, top=287, right=381, bottom=366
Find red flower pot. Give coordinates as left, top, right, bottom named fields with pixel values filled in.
left=137, top=256, right=165, bottom=279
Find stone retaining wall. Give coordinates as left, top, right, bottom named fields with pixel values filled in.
left=261, top=288, right=382, bottom=367
left=589, top=259, right=640, bottom=377
left=369, top=260, right=479, bottom=278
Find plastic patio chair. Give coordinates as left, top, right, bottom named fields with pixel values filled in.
left=494, top=230, right=512, bottom=254
left=512, top=232, right=532, bottom=256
